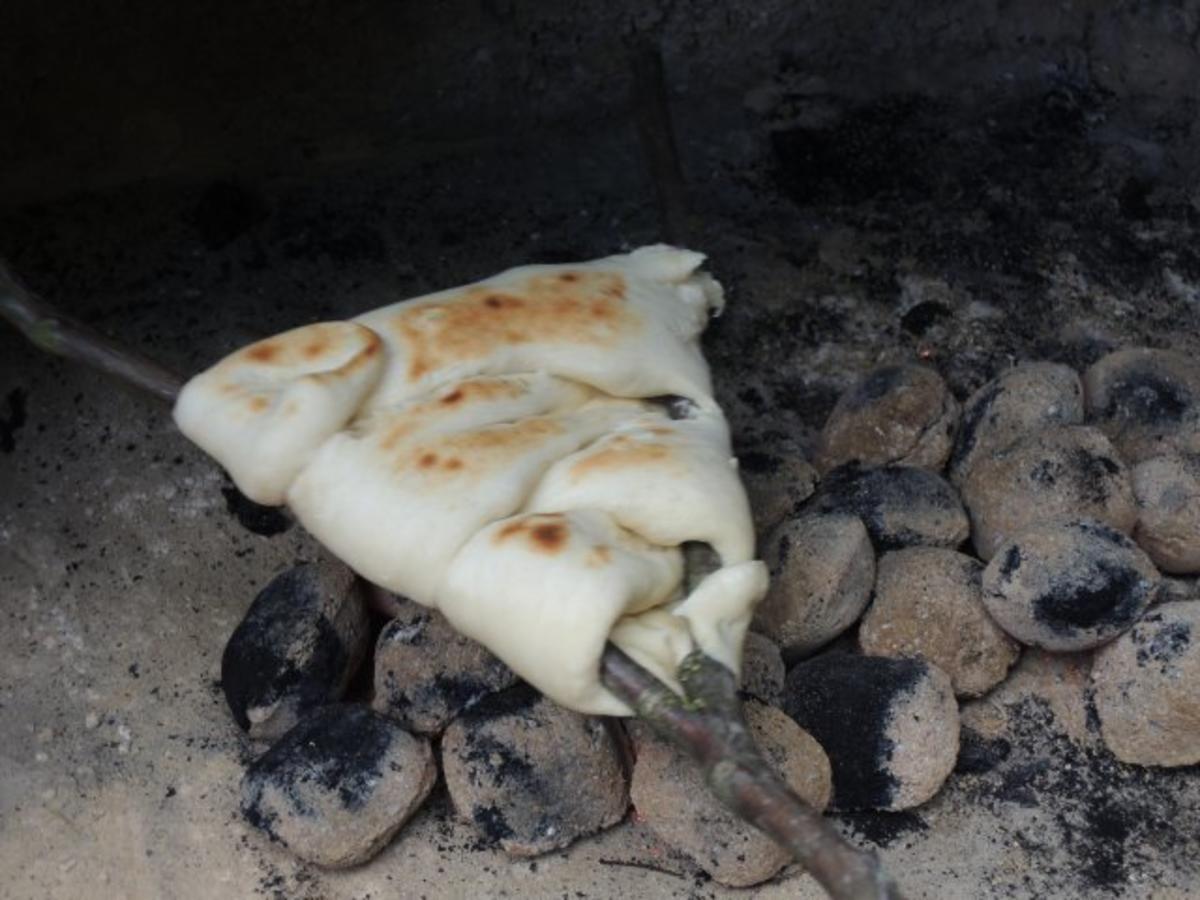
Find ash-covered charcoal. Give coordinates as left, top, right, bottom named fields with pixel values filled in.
left=440, top=686, right=627, bottom=857
left=948, top=362, right=1085, bottom=486
left=240, top=704, right=436, bottom=868
left=1092, top=601, right=1200, bottom=767
left=780, top=655, right=959, bottom=812
left=962, top=424, right=1136, bottom=561
left=981, top=519, right=1160, bottom=652
left=735, top=433, right=819, bottom=536
left=738, top=630, right=785, bottom=703
left=221, top=559, right=370, bottom=741
left=808, top=462, right=970, bottom=552
left=859, top=547, right=1020, bottom=697
left=1083, top=347, right=1200, bottom=465
left=628, top=700, right=832, bottom=887
left=815, top=363, right=959, bottom=475
left=1131, top=452, right=1200, bottom=574
left=371, top=598, right=518, bottom=735
left=753, top=511, right=875, bottom=662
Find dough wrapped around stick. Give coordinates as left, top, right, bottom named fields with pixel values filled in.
left=173, top=245, right=766, bottom=714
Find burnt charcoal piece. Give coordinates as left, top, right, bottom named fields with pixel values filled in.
left=1083, top=347, right=1200, bottom=465
left=948, top=362, right=1084, bottom=486
left=739, top=631, right=785, bottom=704
left=780, top=655, right=959, bottom=811
left=736, top=433, right=819, bottom=536
left=1131, top=452, right=1200, bottom=574
left=754, top=512, right=875, bottom=662
left=808, top=462, right=969, bottom=552
left=859, top=547, right=1019, bottom=697
left=440, top=686, right=627, bottom=857
left=1092, top=602, right=1200, bottom=766
left=629, top=701, right=831, bottom=886
left=815, top=363, right=959, bottom=474
left=962, top=424, right=1136, bottom=561
left=981, top=519, right=1160, bottom=651
left=240, top=704, right=436, bottom=868
left=371, top=597, right=518, bottom=736
left=221, top=481, right=293, bottom=536
left=222, top=559, right=370, bottom=741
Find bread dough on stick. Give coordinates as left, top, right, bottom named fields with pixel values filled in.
left=172, top=245, right=766, bottom=714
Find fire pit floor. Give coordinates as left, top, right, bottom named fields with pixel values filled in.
left=2, top=92, right=1199, bottom=898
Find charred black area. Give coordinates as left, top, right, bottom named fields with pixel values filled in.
left=221, top=565, right=349, bottom=731
left=221, top=482, right=293, bottom=537
left=1103, top=370, right=1193, bottom=427
left=809, top=462, right=962, bottom=551
left=998, top=544, right=1023, bottom=582
left=0, top=386, right=27, bottom=453
left=959, top=697, right=1200, bottom=894
left=835, top=809, right=929, bottom=849
left=472, top=805, right=516, bottom=843
left=242, top=704, right=396, bottom=824
left=781, top=654, right=925, bottom=810
left=845, top=365, right=906, bottom=409
left=1133, top=615, right=1192, bottom=669
left=458, top=732, right=536, bottom=789
left=455, top=683, right=542, bottom=724
left=948, top=380, right=1002, bottom=473
left=1032, top=559, right=1146, bottom=634
left=954, top=728, right=1012, bottom=776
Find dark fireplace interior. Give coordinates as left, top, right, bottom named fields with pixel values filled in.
left=2, top=3, right=1199, bottom=898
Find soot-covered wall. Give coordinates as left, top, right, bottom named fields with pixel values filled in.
left=2, top=1, right=1199, bottom=204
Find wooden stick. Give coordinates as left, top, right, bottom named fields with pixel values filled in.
left=601, top=645, right=905, bottom=900
left=0, top=257, right=183, bottom=403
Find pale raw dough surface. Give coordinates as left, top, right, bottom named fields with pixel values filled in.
left=172, top=245, right=766, bottom=713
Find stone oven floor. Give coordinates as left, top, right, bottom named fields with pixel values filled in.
left=3, top=92, right=1200, bottom=899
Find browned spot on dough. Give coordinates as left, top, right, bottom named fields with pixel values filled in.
left=570, top=439, right=673, bottom=480
left=440, top=388, right=464, bottom=405
left=559, top=272, right=580, bottom=283
left=492, top=513, right=570, bottom=553
left=393, top=271, right=635, bottom=382
left=247, top=396, right=269, bottom=413
left=586, top=545, right=613, bottom=567
left=531, top=522, right=568, bottom=552
left=246, top=342, right=279, bottom=363
left=418, top=452, right=438, bottom=468
left=394, top=417, right=565, bottom=476
left=302, top=339, right=329, bottom=359
left=494, top=520, right=526, bottom=543
left=444, top=457, right=464, bottom=471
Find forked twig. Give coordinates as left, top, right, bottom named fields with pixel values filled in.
left=1, top=255, right=905, bottom=898
left=601, top=645, right=904, bottom=900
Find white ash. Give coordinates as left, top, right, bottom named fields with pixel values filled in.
left=1131, top=452, right=1200, bottom=574
left=859, top=547, right=1020, bottom=697
left=1092, top=601, right=1200, bottom=767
